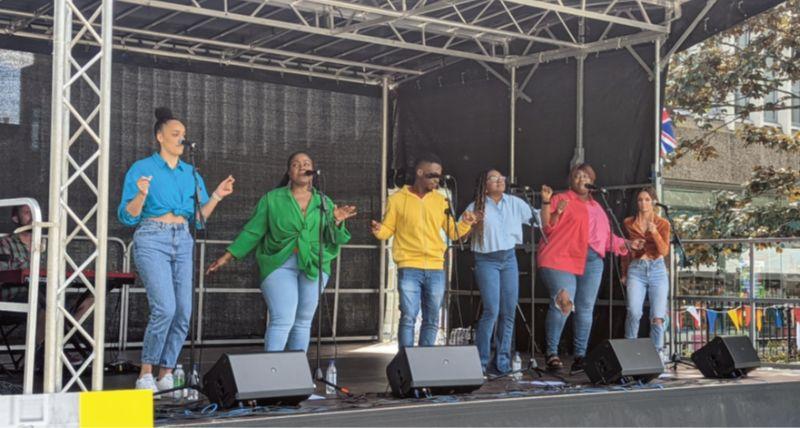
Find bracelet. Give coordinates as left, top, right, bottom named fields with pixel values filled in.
left=211, top=192, right=223, bottom=202
left=542, top=201, right=551, bottom=205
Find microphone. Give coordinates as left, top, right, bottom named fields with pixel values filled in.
left=303, top=169, right=321, bottom=177
left=585, top=183, right=607, bottom=194
left=442, top=174, right=456, bottom=182
left=180, top=138, right=197, bottom=149
left=655, top=202, right=670, bottom=212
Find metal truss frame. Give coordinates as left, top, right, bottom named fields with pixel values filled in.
left=42, top=0, right=112, bottom=392
left=0, top=1, right=684, bottom=85
left=0, top=0, right=708, bottom=395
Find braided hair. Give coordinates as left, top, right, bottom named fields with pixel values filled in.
left=470, top=169, right=493, bottom=250
left=277, top=151, right=313, bottom=188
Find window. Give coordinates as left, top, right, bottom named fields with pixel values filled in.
left=0, top=50, right=34, bottom=125
left=733, top=32, right=752, bottom=119
left=763, top=89, right=779, bottom=124
left=793, top=81, right=800, bottom=128
left=762, top=56, right=779, bottom=124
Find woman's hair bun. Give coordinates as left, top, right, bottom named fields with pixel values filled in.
left=154, top=107, right=174, bottom=121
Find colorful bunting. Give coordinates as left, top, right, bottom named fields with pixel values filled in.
left=707, top=310, right=718, bottom=330
left=795, top=309, right=800, bottom=350
left=774, top=308, right=783, bottom=328
left=677, top=305, right=795, bottom=333
left=686, top=306, right=701, bottom=328
left=756, top=309, right=763, bottom=332
left=728, top=309, right=742, bottom=330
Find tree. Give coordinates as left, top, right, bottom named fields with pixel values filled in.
left=664, top=0, right=800, bottom=264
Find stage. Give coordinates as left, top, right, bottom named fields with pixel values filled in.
left=93, top=343, right=800, bottom=427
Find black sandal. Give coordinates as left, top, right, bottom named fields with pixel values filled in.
left=546, top=354, right=563, bottom=371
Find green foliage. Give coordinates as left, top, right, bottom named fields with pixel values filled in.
left=665, top=0, right=800, bottom=247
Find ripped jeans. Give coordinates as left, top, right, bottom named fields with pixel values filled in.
left=541, top=249, right=604, bottom=357
left=624, top=257, right=669, bottom=352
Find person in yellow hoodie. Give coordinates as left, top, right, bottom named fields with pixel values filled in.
left=371, top=154, right=478, bottom=347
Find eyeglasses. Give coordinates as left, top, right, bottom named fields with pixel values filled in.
left=424, top=173, right=442, bottom=180
left=487, top=176, right=506, bottom=183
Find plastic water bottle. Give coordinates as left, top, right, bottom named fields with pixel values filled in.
left=187, top=363, right=200, bottom=401
left=325, top=360, right=337, bottom=396
left=173, top=364, right=185, bottom=399
left=512, top=352, right=522, bottom=381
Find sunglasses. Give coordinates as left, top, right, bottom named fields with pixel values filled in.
left=424, top=173, right=442, bottom=180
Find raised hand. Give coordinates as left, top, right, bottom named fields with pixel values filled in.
left=137, top=176, right=153, bottom=196
left=647, top=222, right=658, bottom=234
left=541, top=185, right=554, bottom=202
left=333, top=205, right=357, bottom=223
left=215, top=175, right=235, bottom=198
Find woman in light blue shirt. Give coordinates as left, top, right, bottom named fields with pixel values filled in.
left=118, top=107, right=235, bottom=395
left=465, top=169, right=539, bottom=375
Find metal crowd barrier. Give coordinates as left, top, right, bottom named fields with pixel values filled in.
left=669, top=238, right=800, bottom=363
left=0, top=198, right=48, bottom=393
left=118, top=240, right=382, bottom=350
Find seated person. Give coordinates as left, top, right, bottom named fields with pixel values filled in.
left=0, top=205, right=92, bottom=368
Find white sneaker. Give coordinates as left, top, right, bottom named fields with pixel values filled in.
left=156, top=373, right=174, bottom=393
left=135, top=374, right=159, bottom=398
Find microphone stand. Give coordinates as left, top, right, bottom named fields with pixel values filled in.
left=442, top=177, right=464, bottom=345
left=594, top=189, right=631, bottom=256
left=659, top=205, right=689, bottom=268
left=516, top=187, right=545, bottom=361
left=187, top=142, right=206, bottom=391
left=312, top=174, right=352, bottom=398
left=594, top=188, right=630, bottom=334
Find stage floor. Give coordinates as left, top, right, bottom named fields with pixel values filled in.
left=3, top=343, right=800, bottom=426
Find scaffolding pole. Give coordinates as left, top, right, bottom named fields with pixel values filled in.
left=509, top=66, right=517, bottom=183
left=379, top=77, right=389, bottom=339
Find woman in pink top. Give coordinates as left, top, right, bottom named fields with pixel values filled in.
left=538, top=164, right=640, bottom=373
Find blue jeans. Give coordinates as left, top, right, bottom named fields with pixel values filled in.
left=398, top=268, right=446, bottom=348
left=474, top=250, right=518, bottom=373
left=133, top=220, right=194, bottom=368
left=625, top=258, right=669, bottom=351
left=260, top=255, right=329, bottom=352
left=541, top=249, right=604, bottom=357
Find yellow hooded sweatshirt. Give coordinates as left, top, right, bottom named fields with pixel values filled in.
left=373, top=185, right=472, bottom=270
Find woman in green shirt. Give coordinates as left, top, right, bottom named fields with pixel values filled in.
left=207, top=152, right=357, bottom=352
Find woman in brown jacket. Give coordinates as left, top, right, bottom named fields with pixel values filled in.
left=622, top=187, right=671, bottom=358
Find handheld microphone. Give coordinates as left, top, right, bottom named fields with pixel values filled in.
left=303, top=169, right=321, bottom=177
left=585, top=183, right=607, bottom=193
left=180, top=138, right=197, bottom=149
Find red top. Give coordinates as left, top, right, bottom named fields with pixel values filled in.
left=537, top=190, right=626, bottom=275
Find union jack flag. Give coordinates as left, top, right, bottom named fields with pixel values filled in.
left=660, top=108, right=677, bottom=157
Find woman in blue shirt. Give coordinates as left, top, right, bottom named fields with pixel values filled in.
left=465, top=169, right=539, bottom=375
left=118, top=107, right=235, bottom=395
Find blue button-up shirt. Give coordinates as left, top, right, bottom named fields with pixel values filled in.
left=464, top=194, right=541, bottom=253
left=117, top=153, right=209, bottom=227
